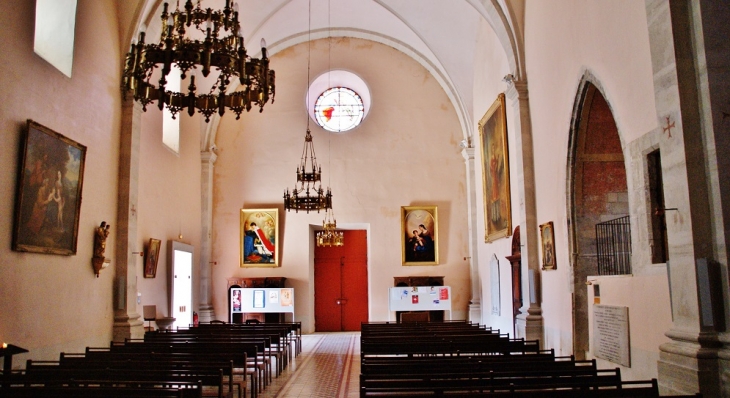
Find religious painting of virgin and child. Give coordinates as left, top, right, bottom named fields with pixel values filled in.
left=401, top=206, right=439, bottom=265
left=13, top=120, right=87, bottom=255
left=479, top=93, right=512, bottom=243
left=240, top=208, right=279, bottom=267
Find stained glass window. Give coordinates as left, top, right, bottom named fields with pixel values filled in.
left=314, top=87, right=365, bottom=132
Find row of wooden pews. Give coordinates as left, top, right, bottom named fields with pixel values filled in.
left=0, top=321, right=301, bottom=398
left=359, top=321, right=700, bottom=397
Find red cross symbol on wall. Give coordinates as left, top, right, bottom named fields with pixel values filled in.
left=662, top=116, right=675, bottom=138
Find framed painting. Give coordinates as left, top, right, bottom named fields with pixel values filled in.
left=12, top=120, right=87, bottom=255
left=240, top=208, right=279, bottom=267
left=401, top=206, right=439, bottom=265
left=540, top=221, right=557, bottom=270
left=144, top=238, right=162, bottom=278
left=479, top=93, right=512, bottom=243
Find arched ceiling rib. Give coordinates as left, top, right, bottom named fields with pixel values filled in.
left=123, top=0, right=524, bottom=148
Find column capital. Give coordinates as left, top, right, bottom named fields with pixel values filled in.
left=505, top=79, right=529, bottom=102
left=461, top=147, right=475, bottom=162
left=201, top=150, right=218, bottom=165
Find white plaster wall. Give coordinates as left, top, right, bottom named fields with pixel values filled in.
left=210, top=38, right=470, bottom=334
left=471, top=17, right=517, bottom=336
left=586, top=271, right=673, bottom=380
left=136, top=110, right=203, bottom=323
left=0, top=0, right=120, bottom=365
left=523, top=0, right=670, bottom=378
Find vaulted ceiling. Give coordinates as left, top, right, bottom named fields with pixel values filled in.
left=122, top=0, right=525, bottom=138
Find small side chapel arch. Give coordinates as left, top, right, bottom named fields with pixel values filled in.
left=566, top=73, right=628, bottom=359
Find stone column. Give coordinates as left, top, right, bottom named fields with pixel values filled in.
left=198, top=150, right=217, bottom=323
left=113, top=92, right=145, bottom=341
left=505, top=79, right=543, bottom=345
left=695, top=0, right=730, bottom=393
left=461, top=146, right=482, bottom=324
left=645, top=0, right=724, bottom=395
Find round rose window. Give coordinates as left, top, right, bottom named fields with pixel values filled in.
left=313, top=87, right=365, bottom=132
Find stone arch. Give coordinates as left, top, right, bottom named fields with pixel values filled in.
left=566, top=72, right=628, bottom=359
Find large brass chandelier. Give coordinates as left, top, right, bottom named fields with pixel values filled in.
left=316, top=208, right=344, bottom=247
left=122, top=0, right=275, bottom=122
left=283, top=128, right=332, bottom=213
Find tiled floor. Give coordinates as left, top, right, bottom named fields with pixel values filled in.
left=260, top=332, right=361, bottom=398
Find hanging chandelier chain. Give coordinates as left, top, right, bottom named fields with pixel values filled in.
left=284, top=0, right=332, bottom=214
left=316, top=0, right=343, bottom=247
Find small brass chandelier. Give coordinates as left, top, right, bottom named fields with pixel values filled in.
left=122, top=0, right=275, bottom=122
left=316, top=208, right=344, bottom=247
left=284, top=128, right=332, bottom=213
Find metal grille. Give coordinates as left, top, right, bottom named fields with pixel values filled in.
left=595, top=216, right=632, bottom=275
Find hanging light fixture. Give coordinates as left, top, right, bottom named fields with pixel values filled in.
left=283, top=128, right=332, bottom=212
left=284, top=0, right=332, bottom=214
left=317, top=208, right=344, bottom=247
left=315, top=0, right=344, bottom=247
left=122, top=0, right=275, bottom=122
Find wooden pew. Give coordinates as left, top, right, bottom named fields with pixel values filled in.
left=20, top=358, right=239, bottom=398
left=148, top=327, right=288, bottom=378
left=196, top=322, right=301, bottom=360
left=0, top=378, right=203, bottom=397
left=360, top=367, right=626, bottom=396
left=134, top=334, right=273, bottom=389
left=358, top=322, right=671, bottom=398
left=85, top=344, right=258, bottom=398
left=198, top=321, right=302, bottom=357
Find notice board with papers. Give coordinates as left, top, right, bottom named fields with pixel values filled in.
left=388, top=286, right=452, bottom=313
left=230, top=287, right=295, bottom=318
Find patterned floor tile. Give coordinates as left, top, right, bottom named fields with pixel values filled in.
left=259, top=332, right=360, bottom=398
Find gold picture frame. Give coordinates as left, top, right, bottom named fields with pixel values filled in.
left=144, top=238, right=161, bottom=278
left=240, top=208, right=279, bottom=267
left=540, top=221, right=556, bottom=270
left=479, top=93, right=512, bottom=242
left=12, top=120, right=87, bottom=255
left=401, top=206, right=439, bottom=265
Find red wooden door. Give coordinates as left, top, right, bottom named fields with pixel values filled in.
left=314, top=230, right=368, bottom=331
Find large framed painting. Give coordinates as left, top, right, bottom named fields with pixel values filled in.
left=401, top=206, right=439, bottom=265
left=540, top=221, right=557, bottom=270
left=12, top=120, right=87, bottom=255
left=479, top=93, right=512, bottom=243
left=240, top=208, right=279, bottom=267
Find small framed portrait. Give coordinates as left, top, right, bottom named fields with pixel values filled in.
left=240, top=208, right=279, bottom=267
left=401, top=206, right=439, bottom=265
left=540, top=221, right=556, bottom=270
left=12, top=120, right=87, bottom=255
left=144, top=238, right=161, bottom=278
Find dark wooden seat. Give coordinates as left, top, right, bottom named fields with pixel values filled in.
left=358, top=322, right=670, bottom=398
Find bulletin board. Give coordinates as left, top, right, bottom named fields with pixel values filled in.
left=230, top=288, right=294, bottom=318
left=389, top=286, right=452, bottom=313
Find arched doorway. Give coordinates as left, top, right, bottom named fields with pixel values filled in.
left=568, top=80, right=628, bottom=359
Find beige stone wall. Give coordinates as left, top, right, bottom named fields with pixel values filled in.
left=210, top=37, right=470, bottom=333
left=0, top=0, right=121, bottom=364
left=515, top=0, right=672, bottom=378
left=472, top=16, right=516, bottom=336
left=135, top=105, right=203, bottom=322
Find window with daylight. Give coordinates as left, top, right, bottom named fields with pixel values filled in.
left=162, top=66, right=181, bottom=154
left=34, top=0, right=77, bottom=77
left=314, top=87, right=365, bottom=132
